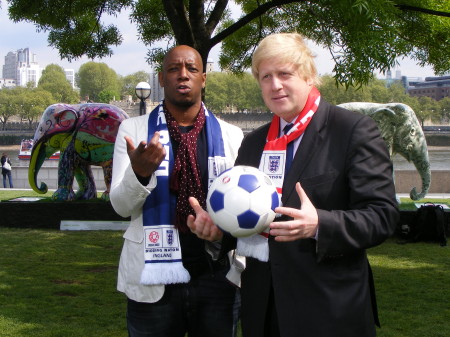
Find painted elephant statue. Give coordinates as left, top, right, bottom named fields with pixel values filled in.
left=338, top=102, right=430, bottom=200
left=29, top=103, right=129, bottom=201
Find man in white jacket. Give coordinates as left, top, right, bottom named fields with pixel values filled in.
left=110, top=45, right=243, bottom=337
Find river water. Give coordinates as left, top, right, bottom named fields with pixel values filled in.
left=2, top=145, right=449, bottom=170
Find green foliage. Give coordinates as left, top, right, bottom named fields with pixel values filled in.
left=131, top=0, right=174, bottom=68
left=8, top=0, right=132, bottom=61
left=416, top=96, right=440, bottom=126
left=38, top=64, right=79, bottom=103
left=0, top=88, right=19, bottom=129
left=76, top=62, right=121, bottom=102
left=319, top=75, right=413, bottom=105
left=205, top=72, right=265, bottom=113
left=369, top=238, right=450, bottom=337
left=98, top=89, right=120, bottom=103
left=318, top=75, right=447, bottom=124
left=20, top=88, right=55, bottom=127
left=6, top=0, right=450, bottom=87
left=0, top=225, right=449, bottom=336
left=119, top=71, right=150, bottom=99
left=0, top=228, right=126, bottom=337
left=0, top=86, right=57, bottom=129
left=438, top=97, right=450, bottom=123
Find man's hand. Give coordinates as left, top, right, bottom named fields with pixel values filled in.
left=270, top=182, right=319, bottom=241
left=125, top=133, right=166, bottom=178
left=187, top=197, right=223, bottom=242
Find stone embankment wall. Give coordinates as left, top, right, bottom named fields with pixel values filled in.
left=10, top=167, right=107, bottom=191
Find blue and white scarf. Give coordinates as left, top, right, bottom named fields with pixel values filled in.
left=140, top=103, right=228, bottom=285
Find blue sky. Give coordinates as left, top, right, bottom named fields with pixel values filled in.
left=0, top=5, right=436, bottom=79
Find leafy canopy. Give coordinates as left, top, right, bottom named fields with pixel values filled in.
left=119, top=71, right=150, bottom=99
left=38, top=64, right=79, bottom=103
left=76, top=62, right=120, bottom=102
left=205, top=72, right=265, bottom=112
left=7, top=0, right=450, bottom=86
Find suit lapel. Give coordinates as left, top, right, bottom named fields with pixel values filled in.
left=237, top=124, right=270, bottom=168
left=281, top=101, right=330, bottom=204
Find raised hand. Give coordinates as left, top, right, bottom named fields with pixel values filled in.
left=187, top=197, right=223, bottom=242
left=125, top=133, right=166, bottom=178
left=270, top=182, right=319, bottom=242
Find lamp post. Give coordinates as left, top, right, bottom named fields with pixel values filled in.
left=135, top=82, right=151, bottom=116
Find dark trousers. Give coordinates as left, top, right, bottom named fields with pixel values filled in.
left=2, top=170, right=13, bottom=188
left=127, top=268, right=240, bottom=337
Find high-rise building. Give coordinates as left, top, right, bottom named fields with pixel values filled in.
left=206, top=59, right=214, bottom=73
left=2, top=51, right=18, bottom=79
left=2, top=48, right=75, bottom=88
left=150, top=72, right=164, bottom=103
left=64, top=69, right=75, bottom=88
left=2, top=48, right=41, bottom=87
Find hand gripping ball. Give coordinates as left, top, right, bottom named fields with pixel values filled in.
left=207, top=165, right=280, bottom=238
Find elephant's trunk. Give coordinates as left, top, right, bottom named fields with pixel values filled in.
left=409, top=145, right=431, bottom=200
left=28, top=142, right=48, bottom=194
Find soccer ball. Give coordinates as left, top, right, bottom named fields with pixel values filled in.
left=207, top=165, right=280, bottom=238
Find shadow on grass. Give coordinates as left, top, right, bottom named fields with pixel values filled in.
left=368, top=239, right=449, bottom=337
left=1, top=228, right=448, bottom=337
left=0, top=228, right=127, bottom=337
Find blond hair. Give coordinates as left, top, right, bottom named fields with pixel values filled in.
left=251, top=33, right=321, bottom=86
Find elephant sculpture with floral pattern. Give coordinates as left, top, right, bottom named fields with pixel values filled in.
left=29, top=103, right=129, bottom=201
left=338, top=102, right=430, bottom=200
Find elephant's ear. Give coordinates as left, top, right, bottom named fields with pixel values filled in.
left=371, top=107, right=396, bottom=152
left=53, top=107, right=79, bottom=133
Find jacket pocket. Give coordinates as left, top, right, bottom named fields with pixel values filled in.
left=300, top=170, right=342, bottom=206
left=300, top=169, right=339, bottom=188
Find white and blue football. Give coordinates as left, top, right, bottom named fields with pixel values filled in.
left=207, top=165, right=280, bottom=238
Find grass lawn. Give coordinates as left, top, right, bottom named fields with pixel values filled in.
left=369, top=240, right=449, bottom=337
left=0, top=229, right=126, bottom=337
left=1, top=190, right=449, bottom=336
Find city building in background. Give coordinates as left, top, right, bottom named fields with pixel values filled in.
left=2, top=47, right=448, bottom=104
left=0, top=78, right=16, bottom=88
left=206, top=59, right=214, bottom=73
left=2, top=48, right=41, bottom=86
left=149, top=72, right=164, bottom=104
left=407, top=75, right=450, bottom=101
left=1, top=48, right=75, bottom=88
left=384, top=68, right=450, bottom=101
left=64, top=69, right=75, bottom=88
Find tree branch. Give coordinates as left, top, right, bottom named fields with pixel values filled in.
left=205, top=0, right=228, bottom=34
left=162, top=0, right=194, bottom=45
left=395, top=4, right=450, bottom=18
left=189, top=0, right=209, bottom=50
left=210, top=0, right=301, bottom=47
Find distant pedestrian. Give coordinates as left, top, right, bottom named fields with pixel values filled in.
left=1, top=153, right=13, bottom=188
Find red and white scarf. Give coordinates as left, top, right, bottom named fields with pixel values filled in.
left=237, top=87, right=321, bottom=261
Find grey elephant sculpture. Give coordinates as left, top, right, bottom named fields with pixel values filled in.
left=338, top=102, right=430, bottom=200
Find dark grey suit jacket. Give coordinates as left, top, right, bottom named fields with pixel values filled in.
left=233, top=100, right=399, bottom=337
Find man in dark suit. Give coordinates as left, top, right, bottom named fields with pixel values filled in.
left=189, top=33, right=399, bottom=337
left=240, top=32, right=400, bottom=337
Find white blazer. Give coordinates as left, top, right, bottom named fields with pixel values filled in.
left=110, top=112, right=244, bottom=303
